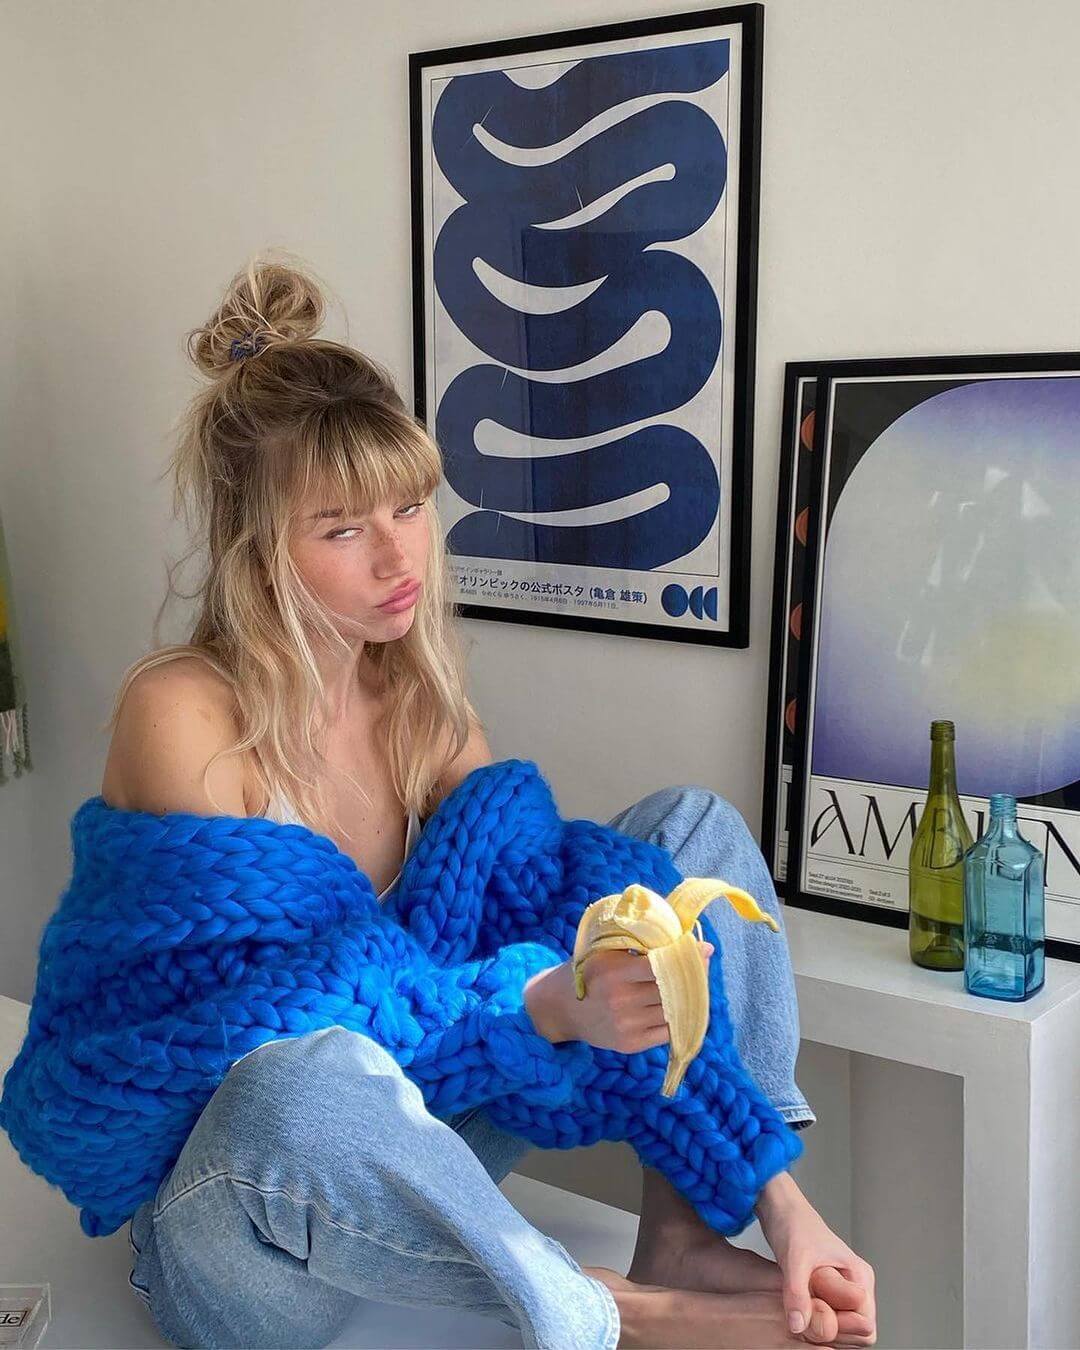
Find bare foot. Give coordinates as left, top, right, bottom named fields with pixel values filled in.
left=630, top=1223, right=783, bottom=1295
left=586, top=1266, right=839, bottom=1349
left=587, top=1268, right=646, bottom=1292
left=627, top=1241, right=875, bottom=1345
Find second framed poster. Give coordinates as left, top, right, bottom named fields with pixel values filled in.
left=774, top=353, right=1080, bottom=961
left=762, top=363, right=819, bottom=888
left=410, top=6, right=764, bottom=645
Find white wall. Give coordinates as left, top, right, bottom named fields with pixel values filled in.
left=1, top=4, right=1075, bottom=1342
left=8, top=0, right=1079, bottom=991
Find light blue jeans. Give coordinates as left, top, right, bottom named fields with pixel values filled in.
left=128, top=787, right=815, bottom=1349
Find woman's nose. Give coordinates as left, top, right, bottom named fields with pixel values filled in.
left=373, top=532, right=410, bottom=575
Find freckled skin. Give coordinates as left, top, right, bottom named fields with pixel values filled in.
left=288, top=495, right=431, bottom=642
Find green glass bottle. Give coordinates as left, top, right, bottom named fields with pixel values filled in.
left=909, top=720, right=973, bottom=970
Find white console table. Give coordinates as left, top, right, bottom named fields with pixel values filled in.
left=784, top=906, right=1080, bottom=1350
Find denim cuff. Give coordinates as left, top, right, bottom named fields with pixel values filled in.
left=777, top=1102, right=817, bottom=1131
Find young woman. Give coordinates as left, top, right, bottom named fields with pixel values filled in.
left=106, top=255, right=876, bottom=1349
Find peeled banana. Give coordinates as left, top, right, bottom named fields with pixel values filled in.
left=572, top=878, right=781, bottom=1097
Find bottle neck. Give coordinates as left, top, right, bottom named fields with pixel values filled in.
left=988, top=804, right=1019, bottom=838
left=929, top=738, right=960, bottom=799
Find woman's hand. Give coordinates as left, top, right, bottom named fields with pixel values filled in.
left=756, top=1173, right=877, bottom=1345
left=524, top=945, right=712, bottom=1052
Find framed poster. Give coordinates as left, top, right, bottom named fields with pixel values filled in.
left=784, top=353, right=1080, bottom=961
left=410, top=5, right=764, bottom=646
left=761, top=363, right=819, bottom=890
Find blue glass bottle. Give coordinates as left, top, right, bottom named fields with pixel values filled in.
left=962, top=794, right=1045, bottom=1001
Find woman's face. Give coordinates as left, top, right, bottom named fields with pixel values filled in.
left=288, top=489, right=431, bottom=642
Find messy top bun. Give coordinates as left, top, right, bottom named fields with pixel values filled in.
left=186, top=254, right=326, bottom=378
left=105, top=250, right=479, bottom=840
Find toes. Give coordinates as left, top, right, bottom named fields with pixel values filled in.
left=832, top=1310, right=877, bottom=1345
left=801, top=1297, right=840, bottom=1344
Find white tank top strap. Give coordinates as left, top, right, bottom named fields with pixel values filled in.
left=262, top=786, right=305, bottom=827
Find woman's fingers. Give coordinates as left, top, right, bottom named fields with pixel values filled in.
left=623, top=952, right=661, bottom=982
left=620, top=942, right=713, bottom=982
left=809, top=1267, right=869, bottom=1312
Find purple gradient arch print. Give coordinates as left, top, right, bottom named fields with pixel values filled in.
left=812, top=376, right=1080, bottom=799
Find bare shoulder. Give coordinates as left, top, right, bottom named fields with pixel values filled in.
left=100, top=653, right=249, bottom=817
left=428, top=709, right=494, bottom=813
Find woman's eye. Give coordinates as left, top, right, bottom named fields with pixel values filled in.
left=327, top=504, right=423, bottom=540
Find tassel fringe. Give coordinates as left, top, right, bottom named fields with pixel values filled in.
left=0, top=704, right=32, bottom=783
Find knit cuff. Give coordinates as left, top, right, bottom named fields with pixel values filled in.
left=482, top=1005, right=593, bottom=1107
left=634, top=1050, right=806, bottom=1235
left=478, top=942, right=594, bottom=1108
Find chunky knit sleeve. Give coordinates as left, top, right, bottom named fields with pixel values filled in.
left=372, top=938, right=594, bottom=1115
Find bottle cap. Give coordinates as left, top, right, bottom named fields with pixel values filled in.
left=930, top=720, right=955, bottom=741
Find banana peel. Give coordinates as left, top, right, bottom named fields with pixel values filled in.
left=572, top=878, right=780, bottom=1097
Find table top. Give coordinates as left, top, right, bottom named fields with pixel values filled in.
left=783, top=904, right=1080, bottom=1024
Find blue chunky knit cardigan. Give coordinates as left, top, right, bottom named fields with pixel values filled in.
left=0, top=759, right=802, bottom=1238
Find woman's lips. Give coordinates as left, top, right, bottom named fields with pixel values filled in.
left=377, top=581, right=421, bottom=613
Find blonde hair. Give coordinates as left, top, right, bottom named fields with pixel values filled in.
left=104, top=250, right=478, bottom=837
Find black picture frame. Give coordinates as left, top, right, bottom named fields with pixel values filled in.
left=774, top=352, right=1080, bottom=962
left=409, top=5, right=764, bottom=646
left=761, top=361, right=823, bottom=893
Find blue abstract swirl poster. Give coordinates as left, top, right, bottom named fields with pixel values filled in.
left=410, top=7, right=763, bottom=646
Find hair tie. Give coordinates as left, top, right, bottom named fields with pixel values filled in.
left=229, top=331, right=266, bottom=362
